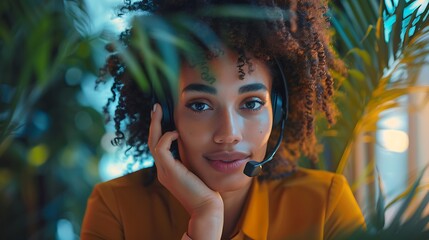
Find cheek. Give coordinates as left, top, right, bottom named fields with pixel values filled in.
left=176, top=128, right=197, bottom=167
left=250, top=113, right=273, bottom=143
left=175, top=110, right=212, bottom=161
left=176, top=112, right=209, bottom=142
left=246, top=122, right=272, bottom=161
left=178, top=128, right=204, bottom=147
left=258, top=125, right=272, bottom=144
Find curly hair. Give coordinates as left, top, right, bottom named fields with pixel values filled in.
left=98, top=0, right=345, bottom=181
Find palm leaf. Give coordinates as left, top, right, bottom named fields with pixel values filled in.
left=349, top=167, right=429, bottom=239
left=322, top=0, right=429, bottom=173
left=121, top=5, right=290, bottom=102
left=0, top=0, right=92, bottom=151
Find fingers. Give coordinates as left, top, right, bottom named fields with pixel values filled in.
left=148, top=103, right=179, bottom=177
left=148, top=103, right=162, bottom=153
left=147, top=104, right=223, bottom=220
left=154, top=131, right=180, bottom=179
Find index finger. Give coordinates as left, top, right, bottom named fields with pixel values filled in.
left=148, top=103, right=163, bottom=152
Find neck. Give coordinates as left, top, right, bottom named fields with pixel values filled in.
left=220, top=180, right=253, bottom=239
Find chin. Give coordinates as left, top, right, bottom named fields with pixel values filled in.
left=200, top=171, right=253, bottom=193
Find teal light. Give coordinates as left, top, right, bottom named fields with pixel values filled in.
left=56, top=219, right=77, bottom=240
left=383, top=0, right=428, bottom=43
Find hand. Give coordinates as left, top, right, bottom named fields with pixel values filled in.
left=148, top=103, right=224, bottom=240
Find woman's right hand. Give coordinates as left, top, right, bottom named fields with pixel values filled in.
left=148, top=103, right=224, bottom=240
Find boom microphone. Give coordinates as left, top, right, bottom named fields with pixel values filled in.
left=243, top=116, right=285, bottom=177
left=243, top=57, right=288, bottom=177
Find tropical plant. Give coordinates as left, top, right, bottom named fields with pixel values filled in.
left=0, top=0, right=104, bottom=238
left=322, top=0, right=429, bottom=238
left=0, top=0, right=93, bottom=153
left=348, top=167, right=429, bottom=239
left=325, top=0, right=429, bottom=173
left=2, top=0, right=428, bottom=238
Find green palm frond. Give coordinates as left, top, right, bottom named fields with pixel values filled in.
left=350, top=166, right=429, bottom=239
left=121, top=13, right=216, bottom=102
left=322, top=0, right=429, bottom=173
left=121, top=5, right=292, bottom=103
left=0, top=0, right=92, bottom=153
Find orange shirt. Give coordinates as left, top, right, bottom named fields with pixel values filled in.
left=81, top=168, right=365, bottom=240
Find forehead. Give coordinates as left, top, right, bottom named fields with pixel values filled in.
left=179, top=51, right=273, bottom=89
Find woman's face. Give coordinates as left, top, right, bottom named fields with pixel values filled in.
left=174, top=51, right=273, bottom=192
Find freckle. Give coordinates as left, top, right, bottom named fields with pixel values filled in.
left=259, top=130, right=263, bottom=134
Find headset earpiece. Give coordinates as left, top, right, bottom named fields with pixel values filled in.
left=152, top=91, right=175, bottom=133
left=160, top=98, right=175, bottom=133
left=154, top=93, right=178, bottom=158
left=271, top=90, right=284, bottom=126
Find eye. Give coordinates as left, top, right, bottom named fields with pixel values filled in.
left=240, top=98, right=265, bottom=111
left=186, top=102, right=212, bottom=112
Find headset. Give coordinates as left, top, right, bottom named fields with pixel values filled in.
left=243, top=58, right=288, bottom=177
left=154, top=58, right=288, bottom=177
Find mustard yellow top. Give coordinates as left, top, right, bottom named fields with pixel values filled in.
left=81, top=168, right=365, bottom=240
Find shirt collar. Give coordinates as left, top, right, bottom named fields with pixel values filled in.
left=240, top=178, right=269, bottom=240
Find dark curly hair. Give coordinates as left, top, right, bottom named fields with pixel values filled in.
left=98, top=0, right=345, bottom=181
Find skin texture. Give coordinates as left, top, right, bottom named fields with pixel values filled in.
left=176, top=51, right=273, bottom=193
left=148, top=51, right=274, bottom=239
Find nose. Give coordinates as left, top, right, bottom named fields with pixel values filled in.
left=213, top=108, right=243, bottom=144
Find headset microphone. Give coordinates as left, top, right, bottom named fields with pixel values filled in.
left=243, top=58, right=288, bottom=177
left=243, top=113, right=285, bottom=177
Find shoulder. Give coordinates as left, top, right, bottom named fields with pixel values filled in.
left=266, top=169, right=365, bottom=238
left=85, top=167, right=172, bottom=225
left=82, top=168, right=188, bottom=238
left=91, top=167, right=164, bottom=205
left=262, top=168, right=364, bottom=237
left=96, top=167, right=155, bottom=189
left=264, top=168, right=353, bottom=211
left=267, top=168, right=348, bottom=193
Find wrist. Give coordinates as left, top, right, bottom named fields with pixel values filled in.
left=187, top=200, right=224, bottom=240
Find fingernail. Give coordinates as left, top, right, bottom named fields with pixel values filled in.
left=151, top=104, right=157, bottom=119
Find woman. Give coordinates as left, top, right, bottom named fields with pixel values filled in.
left=82, top=0, right=365, bottom=239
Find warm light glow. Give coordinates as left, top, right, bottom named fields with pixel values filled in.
left=382, top=116, right=403, bottom=129
left=378, top=129, right=409, bottom=153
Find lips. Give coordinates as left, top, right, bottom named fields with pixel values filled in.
left=204, top=151, right=250, bottom=162
left=204, top=151, right=250, bottom=173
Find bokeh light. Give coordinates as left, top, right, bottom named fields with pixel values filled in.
left=56, top=219, right=77, bottom=240
left=28, top=144, right=50, bottom=167
left=378, top=129, right=409, bottom=153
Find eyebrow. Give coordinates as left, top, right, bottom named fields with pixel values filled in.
left=182, top=83, right=268, bottom=95
left=182, top=83, right=217, bottom=94
left=238, top=83, right=268, bottom=94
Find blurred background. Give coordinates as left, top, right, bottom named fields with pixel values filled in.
left=1, top=0, right=428, bottom=239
